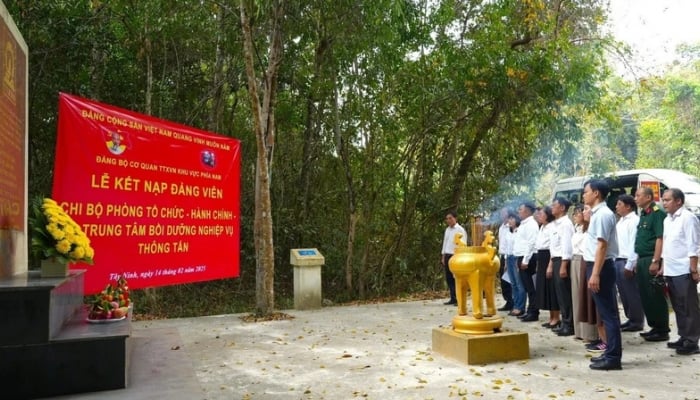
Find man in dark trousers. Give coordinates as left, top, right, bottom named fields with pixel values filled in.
left=634, top=186, right=670, bottom=342
left=513, top=201, right=539, bottom=322
left=441, top=211, right=467, bottom=305
left=583, top=179, right=622, bottom=370
left=549, top=197, right=575, bottom=336
left=660, top=188, right=700, bottom=355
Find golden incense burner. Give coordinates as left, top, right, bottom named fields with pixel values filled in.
left=448, top=231, right=503, bottom=334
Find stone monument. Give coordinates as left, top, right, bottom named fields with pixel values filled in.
left=0, top=0, right=28, bottom=278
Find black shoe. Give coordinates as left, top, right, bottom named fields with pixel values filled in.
left=640, top=329, right=658, bottom=338
left=590, top=355, right=605, bottom=362
left=589, top=360, right=622, bottom=371
left=520, top=314, right=539, bottom=322
left=621, top=325, right=643, bottom=332
left=517, top=312, right=529, bottom=319
left=508, top=310, right=524, bottom=317
left=443, top=300, right=457, bottom=305
left=676, top=342, right=700, bottom=355
left=667, top=338, right=686, bottom=349
left=557, top=328, right=574, bottom=337
left=497, top=304, right=513, bottom=311
left=643, top=332, right=670, bottom=342
left=620, top=321, right=631, bottom=329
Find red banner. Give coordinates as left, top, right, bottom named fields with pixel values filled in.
left=52, top=93, right=240, bottom=293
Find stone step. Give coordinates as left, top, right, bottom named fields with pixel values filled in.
left=3, top=307, right=132, bottom=399
left=0, top=270, right=84, bottom=346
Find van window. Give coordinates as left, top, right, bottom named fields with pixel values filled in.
left=553, top=189, right=581, bottom=205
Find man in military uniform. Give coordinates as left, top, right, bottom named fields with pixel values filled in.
left=634, top=186, right=670, bottom=342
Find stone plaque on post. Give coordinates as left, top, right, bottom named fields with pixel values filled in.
left=0, top=1, right=29, bottom=277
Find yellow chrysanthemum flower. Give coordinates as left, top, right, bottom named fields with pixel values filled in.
left=55, top=239, right=72, bottom=254
left=48, top=223, right=66, bottom=241
left=70, top=246, right=86, bottom=260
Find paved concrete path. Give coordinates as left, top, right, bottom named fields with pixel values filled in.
left=59, top=299, right=700, bottom=400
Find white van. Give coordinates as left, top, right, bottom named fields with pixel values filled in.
left=552, top=168, right=700, bottom=217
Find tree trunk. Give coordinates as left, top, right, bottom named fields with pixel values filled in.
left=334, top=80, right=357, bottom=292
left=240, top=0, right=284, bottom=315
left=207, top=5, right=226, bottom=133
left=449, top=102, right=503, bottom=208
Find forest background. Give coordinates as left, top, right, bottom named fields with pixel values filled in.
left=7, top=0, right=700, bottom=317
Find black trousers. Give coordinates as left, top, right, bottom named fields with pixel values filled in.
left=500, top=254, right=513, bottom=306
left=552, top=257, right=573, bottom=329
left=666, top=274, right=700, bottom=343
left=517, top=255, right=538, bottom=315
left=444, top=254, right=456, bottom=301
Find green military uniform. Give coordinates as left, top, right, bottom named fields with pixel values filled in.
left=634, top=202, right=669, bottom=333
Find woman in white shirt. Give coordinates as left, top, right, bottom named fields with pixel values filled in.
left=572, top=205, right=601, bottom=345
left=535, top=206, right=560, bottom=328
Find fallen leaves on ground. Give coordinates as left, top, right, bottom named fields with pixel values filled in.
left=239, top=312, right=295, bottom=322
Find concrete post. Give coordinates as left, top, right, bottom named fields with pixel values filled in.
left=290, top=249, right=324, bottom=310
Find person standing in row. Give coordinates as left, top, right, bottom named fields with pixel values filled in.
left=549, top=197, right=575, bottom=336
left=535, top=207, right=559, bottom=328
left=614, top=195, right=645, bottom=332
left=514, top=202, right=539, bottom=322
left=441, top=211, right=467, bottom=305
left=660, top=188, right=700, bottom=355
left=583, top=179, right=622, bottom=371
left=634, top=187, right=670, bottom=342
left=506, top=213, right=527, bottom=316
left=497, top=207, right=514, bottom=311
left=571, top=205, right=599, bottom=342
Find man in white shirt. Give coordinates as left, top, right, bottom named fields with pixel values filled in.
left=513, top=201, right=539, bottom=322
left=441, top=211, right=467, bottom=305
left=497, top=207, right=514, bottom=311
left=549, top=197, right=575, bottom=336
left=583, top=179, right=622, bottom=370
left=614, top=195, right=644, bottom=332
left=660, top=188, right=700, bottom=355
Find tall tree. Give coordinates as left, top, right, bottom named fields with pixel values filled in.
left=239, top=0, right=284, bottom=315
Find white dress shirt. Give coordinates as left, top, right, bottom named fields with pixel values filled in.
left=572, top=225, right=586, bottom=256
left=662, top=207, right=700, bottom=276
left=616, top=212, right=639, bottom=271
left=498, top=223, right=514, bottom=256
left=550, top=215, right=574, bottom=260
left=513, top=215, right=538, bottom=264
left=442, top=223, right=467, bottom=255
left=536, top=223, right=553, bottom=250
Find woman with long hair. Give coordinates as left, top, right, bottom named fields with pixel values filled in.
left=535, top=206, right=560, bottom=328
left=573, top=204, right=602, bottom=347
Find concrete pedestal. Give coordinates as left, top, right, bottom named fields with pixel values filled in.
left=293, top=265, right=322, bottom=310
left=432, top=327, right=529, bottom=365
left=290, top=248, right=324, bottom=310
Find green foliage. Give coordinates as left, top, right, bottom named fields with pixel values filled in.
left=9, top=0, right=615, bottom=316
left=628, top=60, right=700, bottom=176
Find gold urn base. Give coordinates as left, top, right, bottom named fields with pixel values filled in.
left=432, top=327, right=530, bottom=365
left=452, top=314, right=504, bottom=335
